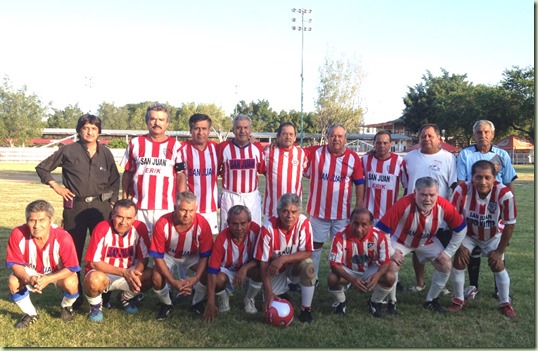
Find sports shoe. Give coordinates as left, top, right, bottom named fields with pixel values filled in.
left=72, top=295, right=84, bottom=311
left=447, top=298, right=464, bottom=312
left=441, top=287, right=451, bottom=296
left=191, top=300, right=205, bottom=315
left=15, top=314, right=39, bottom=328
left=423, top=298, right=446, bottom=314
left=217, top=292, right=230, bottom=313
left=156, top=303, right=173, bottom=320
left=500, top=302, right=517, bottom=318
left=408, top=284, right=426, bottom=292
left=88, top=304, right=104, bottom=322
left=367, top=298, right=384, bottom=318
left=288, top=282, right=301, bottom=292
left=60, top=306, right=74, bottom=322
left=298, top=307, right=314, bottom=323
left=117, top=292, right=139, bottom=314
left=332, top=301, right=346, bottom=315
left=464, top=285, right=479, bottom=300
left=387, top=301, right=397, bottom=316
left=244, top=297, right=258, bottom=314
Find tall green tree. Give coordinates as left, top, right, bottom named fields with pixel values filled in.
left=0, top=78, right=47, bottom=146
left=315, top=54, right=366, bottom=143
left=47, top=104, right=84, bottom=129
left=176, top=102, right=231, bottom=141
left=125, top=102, right=151, bottom=130
left=97, top=102, right=129, bottom=130
left=233, top=100, right=280, bottom=133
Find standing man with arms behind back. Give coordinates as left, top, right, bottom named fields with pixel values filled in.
left=305, top=123, right=365, bottom=285
left=36, top=114, right=120, bottom=310
left=121, top=103, right=183, bottom=236
left=456, top=120, right=517, bottom=300
left=177, top=113, right=220, bottom=235
left=218, top=114, right=265, bottom=230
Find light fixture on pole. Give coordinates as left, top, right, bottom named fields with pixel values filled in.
left=291, top=8, right=312, bottom=146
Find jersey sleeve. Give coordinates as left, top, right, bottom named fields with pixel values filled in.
left=85, top=221, right=109, bottom=263
left=134, top=221, right=151, bottom=260
left=197, top=216, right=214, bottom=258
left=456, top=150, right=469, bottom=181
left=6, top=226, right=26, bottom=268
left=207, top=232, right=226, bottom=274
left=254, top=225, right=272, bottom=262
left=149, top=217, right=167, bottom=258
left=499, top=187, right=517, bottom=224
left=501, top=152, right=518, bottom=184
left=57, top=229, right=81, bottom=272
left=328, top=232, right=344, bottom=267
left=351, top=152, right=365, bottom=185
left=439, top=197, right=466, bottom=232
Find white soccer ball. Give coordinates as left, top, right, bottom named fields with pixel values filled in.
left=265, top=298, right=294, bottom=327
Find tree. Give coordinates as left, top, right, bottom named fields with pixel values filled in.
left=0, top=77, right=47, bottom=146
left=97, top=102, right=130, bottom=130
left=176, top=102, right=232, bottom=142
left=125, top=102, right=152, bottom=130
left=234, top=100, right=280, bottom=132
left=315, top=54, right=366, bottom=143
left=47, top=104, right=84, bottom=129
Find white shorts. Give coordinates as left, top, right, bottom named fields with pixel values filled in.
left=138, top=209, right=171, bottom=237
left=340, top=264, right=380, bottom=282
left=200, top=211, right=219, bottom=235
left=84, top=269, right=131, bottom=293
left=219, top=267, right=237, bottom=290
left=163, top=253, right=199, bottom=274
left=391, top=236, right=444, bottom=264
left=220, top=190, right=261, bottom=231
left=461, top=235, right=503, bottom=259
left=309, top=216, right=348, bottom=244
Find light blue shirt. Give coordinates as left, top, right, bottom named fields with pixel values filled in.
left=457, top=145, right=517, bottom=184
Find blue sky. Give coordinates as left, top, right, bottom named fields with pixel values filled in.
left=0, top=0, right=533, bottom=125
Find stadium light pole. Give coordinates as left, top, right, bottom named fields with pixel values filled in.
left=291, top=8, right=312, bottom=146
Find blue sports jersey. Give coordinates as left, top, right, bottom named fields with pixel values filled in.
left=457, top=145, right=517, bottom=184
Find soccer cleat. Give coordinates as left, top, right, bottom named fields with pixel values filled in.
left=332, top=301, right=346, bottom=315
left=244, top=297, right=258, bottom=314
left=88, top=304, right=104, bottom=322
left=423, top=298, right=446, bottom=314
left=367, top=298, right=384, bottom=318
left=464, top=285, right=479, bottom=300
left=117, top=292, right=139, bottom=314
left=15, top=314, right=39, bottom=328
left=191, top=300, right=205, bottom=315
left=447, top=298, right=464, bottom=312
left=408, top=284, right=426, bottom=292
left=60, top=306, right=75, bottom=322
left=288, top=282, right=301, bottom=292
left=387, top=301, right=397, bottom=316
left=217, top=292, right=231, bottom=313
left=156, top=303, right=173, bottom=320
left=298, top=307, right=314, bottom=323
left=500, top=302, right=517, bottom=318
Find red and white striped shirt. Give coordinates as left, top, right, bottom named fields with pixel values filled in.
left=328, top=226, right=390, bottom=271
left=121, top=135, right=181, bottom=211
left=254, top=215, right=313, bottom=263
left=375, top=194, right=466, bottom=248
left=450, top=181, right=516, bottom=241
left=208, top=222, right=261, bottom=274
left=84, top=219, right=150, bottom=274
left=149, top=212, right=213, bottom=259
left=263, top=145, right=307, bottom=217
left=219, top=141, right=265, bottom=193
left=305, top=145, right=365, bottom=220
left=178, top=140, right=219, bottom=214
left=6, top=225, right=80, bottom=274
left=362, top=153, right=404, bottom=221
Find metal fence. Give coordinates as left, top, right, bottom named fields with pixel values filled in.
left=0, top=147, right=126, bottom=164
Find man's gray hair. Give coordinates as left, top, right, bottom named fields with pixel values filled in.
left=327, top=123, right=346, bottom=137
left=26, top=200, right=54, bottom=221
left=277, top=193, right=302, bottom=212
left=227, top=205, right=252, bottom=222
left=233, top=114, right=252, bottom=127
left=472, top=120, right=495, bottom=133
left=414, top=176, right=440, bottom=191
left=176, top=191, right=198, bottom=206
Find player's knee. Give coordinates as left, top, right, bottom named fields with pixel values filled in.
left=8, top=274, right=22, bottom=293
left=216, top=272, right=228, bottom=289
left=84, top=271, right=106, bottom=295
left=63, top=272, right=79, bottom=294
left=434, top=259, right=452, bottom=274
left=298, top=258, right=316, bottom=286
left=327, top=270, right=340, bottom=289
left=381, top=270, right=396, bottom=287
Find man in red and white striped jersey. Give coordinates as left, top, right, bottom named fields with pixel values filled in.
left=305, top=124, right=365, bottom=284
left=195, top=205, right=262, bottom=322
left=178, top=114, right=220, bottom=234
left=149, top=191, right=214, bottom=320
left=263, top=122, right=308, bottom=219
left=6, top=200, right=80, bottom=328
left=328, top=208, right=395, bottom=317
left=218, top=114, right=265, bottom=230
left=362, top=130, right=404, bottom=223
left=447, top=160, right=517, bottom=318
left=375, top=176, right=467, bottom=314
left=83, top=199, right=152, bottom=322
left=255, top=193, right=316, bottom=323
left=121, top=103, right=182, bottom=236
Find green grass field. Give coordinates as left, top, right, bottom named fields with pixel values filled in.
left=0, top=164, right=534, bottom=348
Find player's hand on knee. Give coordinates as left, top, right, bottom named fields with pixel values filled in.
left=391, top=250, right=403, bottom=266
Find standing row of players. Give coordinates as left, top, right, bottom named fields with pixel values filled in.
left=6, top=104, right=517, bottom=327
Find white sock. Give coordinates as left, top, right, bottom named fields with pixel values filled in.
left=15, top=294, right=38, bottom=316
left=61, top=295, right=77, bottom=308
left=86, top=294, right=103, bottom=306
left=426, top=270, right=450, bottom=301
left=153, top=286, right=172, bottom=306
left=371, top=285, right=392, bottom=303
left=246, top=281, right=262, bottom=300
left=192, top=282, right=207, bottom=305
left=300, top=284, right=315, bottom=309
left=451, top=268, right=465, bottom=301
left=388, top=272, right=398, bottom=302
left=328, top=288, right=346, bottom=303
left=494, top=270, right=511, bottom=304
left=311, top=248, right=323, bottom=279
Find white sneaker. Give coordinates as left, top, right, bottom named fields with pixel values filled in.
left=244, top=297, right=257, bottom=314
left=408, top=284, right=426, bottom=292
left=217, top=292, right=230, bottom=312
left=464, top=285, right=479, bottom=300
left=441, top=287, right=451, bottom=296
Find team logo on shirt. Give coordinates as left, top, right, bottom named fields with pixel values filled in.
left=487, top=202, right=497, bottom=213
left=367, top=243, right=374, bottom=250
left=292, top=159, right=299, bottom=166
left=229, top=158, right=256, bottom=170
